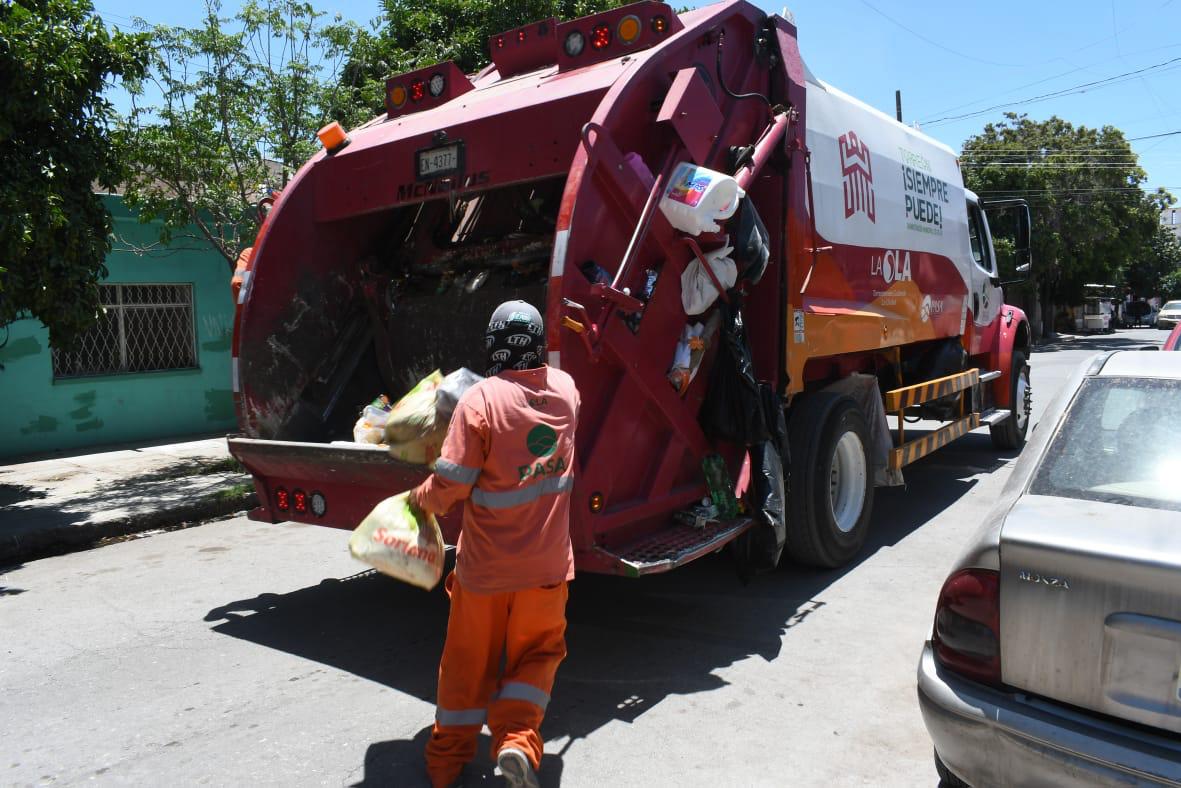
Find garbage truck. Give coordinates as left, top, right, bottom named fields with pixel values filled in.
left=227, top=0, right=1034, bottom=574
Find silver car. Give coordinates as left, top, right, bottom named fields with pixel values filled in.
left=918, top=350, right=1181, bottom=787
left=1159, top=301, right=1181, bottom=331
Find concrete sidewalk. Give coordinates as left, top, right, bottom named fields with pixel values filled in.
left=0, top=436, right=256, bottom=565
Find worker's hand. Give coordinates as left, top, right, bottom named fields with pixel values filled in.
left=407, top=487, right=427, bottom=518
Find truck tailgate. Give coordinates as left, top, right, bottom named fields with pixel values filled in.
left=227, top=437, right=456, bottom=540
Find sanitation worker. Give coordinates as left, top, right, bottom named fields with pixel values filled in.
left=410, top=300, right=579, bottom=788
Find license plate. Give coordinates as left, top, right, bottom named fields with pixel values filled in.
left=417, top=143, right=461, bottom=179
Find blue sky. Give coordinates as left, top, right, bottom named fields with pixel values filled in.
left=96, top=0, right=1181, bottom=193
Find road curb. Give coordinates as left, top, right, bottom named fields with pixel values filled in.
left=0, top=490, right=258, bottom=566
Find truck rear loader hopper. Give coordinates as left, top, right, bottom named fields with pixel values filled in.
left=228, top=1, right=1032, bottom=575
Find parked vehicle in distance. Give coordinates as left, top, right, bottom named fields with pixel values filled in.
left=1126, top=299, right=1159, bottom=327
left=1164, top=322, right=1181, bottom=351
left=918, top=350, right=1181, bottom=787
left=1157, top=300, right=1181, bottom=331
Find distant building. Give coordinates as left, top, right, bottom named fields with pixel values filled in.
left=0, top=195, right=236, bottom=460
left=1162, top=207, right=1181, bottom=241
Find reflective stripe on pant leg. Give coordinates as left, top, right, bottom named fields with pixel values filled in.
left=435, top=707, right=487, bottom=727
left=495, top=682, right=550, bottom=712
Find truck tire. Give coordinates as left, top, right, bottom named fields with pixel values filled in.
left=990, top=350, right=1030, bottom=450
left=785, top=393, right=874, bottom=568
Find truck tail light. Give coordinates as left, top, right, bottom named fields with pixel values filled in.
left=388, top=84, right=407, bottom=109
left=275, top=487, right=290, bottom=512
left=617, top=15, right=641, bottom=45
left=410, top=80, right=426, bottom=102
left=932, top=569, right=1002, bottom=687
left=293, top=489, right=308, bottom=514
left=651, top=15, right=668, bottom=34
left=590, top=23, right=611, bottom=50
left=564, top=30, right=585, bottom=57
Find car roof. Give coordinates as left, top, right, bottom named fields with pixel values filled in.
left=1095, top=350, right=1181, bottom=379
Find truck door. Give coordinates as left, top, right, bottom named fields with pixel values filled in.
left=966, top=198, right=1002, bottom=328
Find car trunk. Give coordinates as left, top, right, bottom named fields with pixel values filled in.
left=999, top=498, right=1181, bottom=734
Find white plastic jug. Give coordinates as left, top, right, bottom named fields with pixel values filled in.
left=659, top=163, right=745, bottom=235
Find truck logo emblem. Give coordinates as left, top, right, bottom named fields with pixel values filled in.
left=920, top=295, right=945, bottom=323
left=1018, top=570, right=1070, bottom=590
left=839, top=130, right=876, bottom=223
left=871, top=249, right=912, bottom=284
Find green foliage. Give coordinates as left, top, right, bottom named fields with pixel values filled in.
left=1161, top=269, right=1181, bottom=301
left=0, top=0, right=149, bottom=350
left=1125, top=226, right=1181, bottom=299
left=334, top=0, right=626, bottom=121
left=119, top=0, right=358, bottom=268
left=961, top=114, right=1167, bottom=307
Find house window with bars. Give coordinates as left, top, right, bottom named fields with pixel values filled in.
left=52, top=284, right=198, bottom=379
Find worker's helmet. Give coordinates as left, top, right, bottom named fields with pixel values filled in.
left=485, top=300, right=544, bottom=376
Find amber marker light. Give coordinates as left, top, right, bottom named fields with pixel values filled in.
left=388, top=83, right=407, bottom=109
left=317, top=121, right=348, bottom=153
left=651, top=15, right=669, bottom=34
left=617, top=14, right=641, bottom=45
left=589, top=492, right=605, bottom=513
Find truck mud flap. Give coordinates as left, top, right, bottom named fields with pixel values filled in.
left=226, top=437, right=446, bottom=536
left=590, top=517, right=753, bottom=577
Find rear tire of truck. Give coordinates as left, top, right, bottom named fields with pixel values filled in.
left=785, top=393, right=874, bottom=569
left=990, top=350, right=1030, bottom=450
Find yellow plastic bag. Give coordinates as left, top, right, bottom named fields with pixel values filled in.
left=388, top=424, right=449, bottom=467
left=349, top=492, right=445, bottom=590
left=384, top=370, right=444, bottom=444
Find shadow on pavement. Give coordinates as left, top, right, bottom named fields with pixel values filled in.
left=0, top=562, right=26, bottom=595
left=204, top=432, right=1004, bottom=786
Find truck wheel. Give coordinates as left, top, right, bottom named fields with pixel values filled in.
left=990, top=350, right=1030, bottom=450
left=785, top=393, right=874, bottom=568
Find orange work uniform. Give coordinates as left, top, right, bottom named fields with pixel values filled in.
left=413, top=365, right=579, bottom=788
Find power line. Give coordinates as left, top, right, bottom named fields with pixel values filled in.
left=856, top=0, right=1032, bottom=68
left=924, top=57, right=1181, bottom=126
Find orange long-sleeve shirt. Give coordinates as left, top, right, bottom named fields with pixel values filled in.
left=413, top=366, right=579, bottom=594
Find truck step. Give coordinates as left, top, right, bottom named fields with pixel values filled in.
left=594, top=517, right=754, bottom=577
left=979, top=408, right=1012, bottom=427
left=978, top=370, right=1002, bottom=383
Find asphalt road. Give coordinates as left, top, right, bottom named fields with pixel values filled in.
left=1, top=328, right=1166, bottom=788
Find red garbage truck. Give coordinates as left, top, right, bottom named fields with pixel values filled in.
left=228, top=1, right=1033, bottom=575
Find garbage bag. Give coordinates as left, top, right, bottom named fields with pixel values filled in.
left=681, top=238, right=737, bottom=315
left=353, top=404, right=391, bottom=445
left=349, top=491, right=445, bottom=590
left=699, top=302, right=769, bottom=445
left=435, top=368, right=484, bottom=422
left=385, top=370, right=444, bottom=444
left=734, top=440, right=786, bottom=573
left=388, top=424, right=449, bottom=467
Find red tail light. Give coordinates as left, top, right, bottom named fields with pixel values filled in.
left=932, top=568, right=1002, bottom=687
left=275, top=487, right=290, bottom=512
left=293, top=489, right=308, bottom=514
left=590, top=23, right=611, bottom=50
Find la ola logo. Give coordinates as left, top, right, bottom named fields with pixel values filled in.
left=871, top=249, right=912, bottom=284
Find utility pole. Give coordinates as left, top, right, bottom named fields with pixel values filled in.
left=895, top=90, right=903, bottom=123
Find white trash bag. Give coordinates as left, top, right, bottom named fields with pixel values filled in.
left=349, top=491, right=445, bottom=590
left=681, top=238, right=736, bottom=315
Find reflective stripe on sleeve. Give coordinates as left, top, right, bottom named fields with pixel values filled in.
left=435, top=706, right=486, bottom=727
left=434, top=459, right=480, bottom=485
left=495, top=682, right=550, bottom=711
left=471, top=475, right=573, bottom=509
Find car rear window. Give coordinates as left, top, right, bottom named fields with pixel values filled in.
left=1164, top=301, right=1181, bottom=311
left=1031, top=377, right=1181, bottom=511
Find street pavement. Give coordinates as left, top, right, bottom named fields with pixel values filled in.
left=0, top=329, right=1167, bottom=788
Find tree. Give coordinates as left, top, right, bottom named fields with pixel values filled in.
left=0, top=0, right=148, bottom=350
left=119, top=0, right=357, bottom=270
left=1125, top=226, right=1181, bottom=301
left=960, top=114, right=1167, bottom=336
left=335, top=0, right=626, bottom=120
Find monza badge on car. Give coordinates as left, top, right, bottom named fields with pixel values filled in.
left=1018, top=570, right=1070, bottom=590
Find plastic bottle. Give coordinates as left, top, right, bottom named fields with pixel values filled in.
left=659, top=163, right=745, bottom=235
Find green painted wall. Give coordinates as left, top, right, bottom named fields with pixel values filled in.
left=0, top=195, right=236, bottom=460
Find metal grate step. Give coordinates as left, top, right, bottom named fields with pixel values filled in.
left=595, top=517, right=753, bottom=577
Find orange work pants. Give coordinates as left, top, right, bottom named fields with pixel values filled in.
left=425, top=572, right=568, bottom=788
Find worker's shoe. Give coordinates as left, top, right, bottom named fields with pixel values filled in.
left=496, top=747, right=539, bottom=788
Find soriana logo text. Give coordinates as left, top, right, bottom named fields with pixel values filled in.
left=839, top=130, right=875, bottom=223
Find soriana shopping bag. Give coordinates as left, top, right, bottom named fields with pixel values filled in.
left=349, top=492, right=445, bottom=590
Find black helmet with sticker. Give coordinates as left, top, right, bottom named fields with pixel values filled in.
left=484, top=300, right=544, bottom=376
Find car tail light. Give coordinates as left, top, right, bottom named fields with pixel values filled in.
left=932, top=568, right=1002, bottom=687
left=275, top=487, right=290, bottom=512
left=293, top=489, right=308, bottom=515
